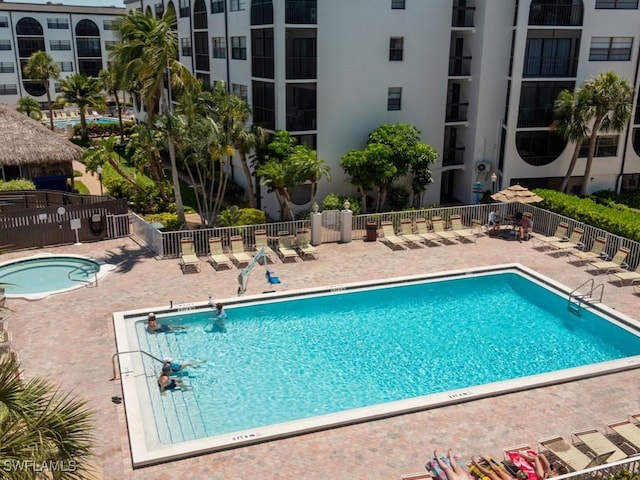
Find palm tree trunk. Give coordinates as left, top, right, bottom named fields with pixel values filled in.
left=358, top=186, right=368, bottom=213
left=560, top=139, right=583, bottom=193
left=46, top=86, right=54, bottom=131
left=238, top=149, right=256, bottom=208
left=79, top=109, right=88, bottom=142
left=167, top=130, right=187, bottom=226
left=580, top=117, right=603, bottom=196
left=114, top=92, right=124, bottom=143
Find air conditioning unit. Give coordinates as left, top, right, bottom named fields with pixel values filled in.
left=475, top=161, right=491, bottom=174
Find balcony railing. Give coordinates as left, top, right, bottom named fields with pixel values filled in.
left=449, top=56, right=472, bottom=76
left=442, top=147, right=466, bottom=166
left=445, top=102, right=469, bottom=122
left=252, top=57, right=275, bottom=79
left=286, top=57, right=317, bottom=79
left=528, top=4, right=583, bottom=26
left=517, top=107, right=554, bottom=128
left=452, top=6, right=475, bottom=27
left=286, top=108, right=316, bottom=131
left=523, top=56, right=578, bottom=77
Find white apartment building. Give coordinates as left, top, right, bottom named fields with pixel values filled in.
left=0, top=2, right=124, bottom=108
left=74, top=1, right=640, bottom=209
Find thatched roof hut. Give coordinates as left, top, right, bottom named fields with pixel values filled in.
left=0, top=104, right=83, bottom=190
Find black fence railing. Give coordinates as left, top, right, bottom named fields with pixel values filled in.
left=452, top=6, right=475, bottom=27
left=449, top=56, right=472, bottom=76
left=445, top=102, right=469, bottom=122
left=528, top=4, right=583, bottom=26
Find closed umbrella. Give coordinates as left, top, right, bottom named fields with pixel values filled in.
left=490, top=184, right=543, bottom=203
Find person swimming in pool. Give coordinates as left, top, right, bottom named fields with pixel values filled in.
left=158, top=370, right=186, bottom=393
left=161, top=357, right=204, bottom=374
left=213, top=303, right=227, bottom=331
left=147, top=313, right=188, bottom=334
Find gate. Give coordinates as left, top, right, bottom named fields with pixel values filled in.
left=320, top=210, right=341, bottom=243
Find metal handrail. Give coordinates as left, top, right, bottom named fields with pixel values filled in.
left=110, top=349, right=164, bottom=381
left=568, top=279, right=604, bottom=315
left=67, top=265, right=98, bottom=287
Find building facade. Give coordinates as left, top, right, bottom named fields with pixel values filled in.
left=114, top=1, right=640, bottom=209
left=0, top=2, right=124, bottom=109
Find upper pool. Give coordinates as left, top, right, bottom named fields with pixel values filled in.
left=113, top=264, right=640, bottom=467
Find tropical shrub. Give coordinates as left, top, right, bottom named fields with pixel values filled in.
left=387, top=184, right=411, bottom=211
left=72, top=120, right=135, bottom=138
left=592, top=189, right=640, bottom=210
left=322, top=193, right=362, bottom=216
left=218, top=206, right=265, bottom=226
left=144, top=212, right=181, bottom=231
left=0, top=179, right=36, bottom=191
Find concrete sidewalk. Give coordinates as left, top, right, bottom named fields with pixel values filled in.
left=73, top=160, right=104, bottom=195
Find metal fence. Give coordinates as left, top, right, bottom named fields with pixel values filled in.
left=550, top=453, right=640, bottom=480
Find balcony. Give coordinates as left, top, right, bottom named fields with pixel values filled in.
left=253, top=57, right=275, bottom=79
left=452, top=6, right=475, bottom=27
left=517, top=107, right=554, bottom=128
left=445, top=102, right=469, bottom=122
left=442, top=147, right=466, bottom=166
left=286, top=109, right=316, bottom=131
left=286, top=0, right=317, bottom=24
left=286, top=57, right=316, bottom=79
left=528, top=4, right=583, bottom=26
left=449, top=56, right=472, bottom=76
left=523, top=55, right=578, bottom=77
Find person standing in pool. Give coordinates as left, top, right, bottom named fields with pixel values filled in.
left=147, top=313, right=188, bottom=334
left=158, top=368, right=188, bottom=393
left=214, top=303, right=227, bottom=331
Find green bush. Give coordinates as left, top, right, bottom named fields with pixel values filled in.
left=387, top=184, right=411, bottom=211
left=73, top=181, right=90, bottom=194
left=144, top=212, right=181, bottom=231
left=218, top=206, right=265, bottom=226
left=322, top=193, right=362, bottom=215
left=73, top=120, right=135, bottom=138
left=592, top=189, right=640, bottom=210
left=0, top=179, right=36, bottom=191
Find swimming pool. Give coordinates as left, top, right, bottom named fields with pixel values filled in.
left=113, top=264, right=640, bottom=467
left=0, top=253, right=115, bottom=300
left=52, top=117, right=118, bottom=129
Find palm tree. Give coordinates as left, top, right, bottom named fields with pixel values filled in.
left=111, top=9, right=196, bottom=227
left=99, top=66, right=125, bottom=143
left=59, top=74, right=106, bottom=142
left=15, top=97, right=42, bottom=120
left=290, top=145, right=331, bottom=205
left=256, top=157, right=302, bottom=221
left=579, top=71, right=634, bottom=195
left=24, top=51, right=60, bottom=130
left=83, top=136, right=144, bottom=194
left=0, top=354, right=95, bottom=479
left=551, top=88, right=591, bottom=193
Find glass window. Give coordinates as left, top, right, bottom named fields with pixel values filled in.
left=211, top=0, right=225, bottom=13
left=589, top=37, right=633, bottom=61
left=387, top=87, right=402, bottom=111
left=181, top=37, right=192, bottom=57
left=50, top=40, right=71, bottom=51
left=252, top=80, right=275, bottom=129
left=389, top=37, right=404, bottom=61
left=232, top=83, right=248, bottom=100
left=0, top=17, right=8, bottom=28
left=0, top=39, right=12, bottom=51
left=58, top=61, right=74, bottom=72
left=232, top=36, right=247, bottom=60
left=391, top=0, right=406, bottom=9
left=231, top=0, right=245, bottom=11
left=47, top=18, right=69, bottom=29
left=0, top=62, right=14, bottom=73
left=155, top=3, right=165, bottom=19
left=212, top=37, right=226, bottom=58
left=103, top=20, right=115, bottom=30
left=578, top=135, right=619, bottom=157
left=75, top=19, right=99, bottom=37
left=595, top=0, right=638, bottom=8
left=0, top=84, right=17, bottom=95
left=179, top=0, right=191, bottom=17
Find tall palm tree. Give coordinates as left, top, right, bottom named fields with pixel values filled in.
left=290, top=145, right=331, bottom=205
left=111, top=9, right=196, bottom=227
left=59, top=74, right=106, bottom=142
left=579, top=71, right=634, bottom=195
left=15, top=97, right=42, bottom=120
left=24, top=51, right=60, bottom=130
left=551, top=88, right=591, bottom=193
left=0, top=354, right=95, bottom=479
left=99, top=66, right=125, bottom=143
left=83, top=136, right=143, bottom=194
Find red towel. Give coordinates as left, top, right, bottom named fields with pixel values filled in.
left=506, top=451, right=538, bottom=480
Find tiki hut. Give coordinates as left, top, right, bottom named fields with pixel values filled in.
left=0, top=104, right=83, bottom=191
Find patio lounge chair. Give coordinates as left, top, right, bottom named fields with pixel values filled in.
left=587, top=246, right=629, bottom=275
left=609, top=263, right=640, bottom=287
left=547, top=227, right=584, bottom=255
left=229, top=235, right=252, bottom=267
left=568, top=237, right=607, bottom=264
left=207, top=237, right=234, bottom=270
left=415, top=218, right=443, bottom=246
left=539, top=436, right=614, bottom=471
left=399, top=219, right=425, bottom=248
left=572, top=428, right=628, bottom=462
left=277, top=233, right=299, bottom=262
left=606, top=419, right=640, bottom=454
left=450, top=215, right=477, bottom=243
left=532, top=222, right=569, bottom=249
left=254, top=230, right=277, bottom=263
left=380, top=221, right=408, bottom=250
left=295, top=229, right=319, bottom=260
left=431, top=217, right=458, bottom=244
left=179, top=237, right=201, bottom=273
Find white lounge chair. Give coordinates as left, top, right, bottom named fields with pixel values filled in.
left=179, top=237, right=201, bottom=273
left=277, top=233, right=299, bottom=262
left=568, top=237, right=607, bottom=264
left=572, top=428, right=627, bottom=462
left=539, top=436, right=614, bottom=472
left=229, top=235, right=252, bottom=267
left=295, top=229, right=319, bottom=260
left=431, top=217, right=458, bottom=244
left=207, top=237, right=234, bottom=270
left=532, top=222, right=569, bottom=249
left=415, top=218, right=442, bottom=246
left=254, top=230, right=277, bottom=263
left=399, top=219, right=425, bottom=248
left=450, top=215, right=477, bottom=243
left=587, top=246, right=629, bottom=275
left=380, top=221, right=407, bottom=250
left=547, top=227, right=584, bottom=255
left=609, top=263, right=640, bottom=287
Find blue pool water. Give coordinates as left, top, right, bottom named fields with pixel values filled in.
left=0, top=255, right=101, bottom=297
left=134, top=272, right=640, bottom=446
left=52, top=117, right=118, bottom=129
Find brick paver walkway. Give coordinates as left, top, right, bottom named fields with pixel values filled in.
left=3, top=233, right=639, bottom=480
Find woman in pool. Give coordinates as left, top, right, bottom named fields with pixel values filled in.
left=214, top=303, right=227, bottom=331
left=147, top=313, right=187, bottom=334
left=158, top=370, right=186, bottom=393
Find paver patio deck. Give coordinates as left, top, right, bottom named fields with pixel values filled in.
left=3, top=233, right=640, bottom=480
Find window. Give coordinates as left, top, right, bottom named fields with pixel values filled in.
left=578, top=135, right=619, bottom=157
left=179, top=0, right=190, bottom=17
left=0, top=62, right=13, bottom=73
left=58, top=61, right=73, bottom=72
left=391, top=0, right=405, bottom=9
left=0, top=40, right=11, bottom=51
left=212, top=37, right=226, bottom=58
left=54, top=82, right=63, bottom=93
left=0, top=17, right=8, bottom=28
left=389, top=37, right=404, bottom=61
left=0, top=84, right=17, bottom=95
left=232, top=36, right=247, bottom=60
left=232, top=83, right=248, bottom=100
left=387, top=87, right=402, bottom=110
left=589, top=37, right=633, bottom=61
left=231, top=0, right=245, bottom=11
left=105, top=40, right=117, bottom=50
left=47, top=18, right=69, bottom=29
left=211, top=0, right=225, bottom=13
left=50, top=40, right=71, bottom=51
left=181, top=37, right=192, bottom=57
left=103, top=20, right=115, bottom=30
left=252, top=80, right=275, bottom=129
left=155, top=3, right=165, bottom=19
left=595, top=0, right=638, bottom=8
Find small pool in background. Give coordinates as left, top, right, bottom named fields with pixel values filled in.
left=52, top=117, right=118, bottom=129
left=113, top=264, right=640, bottom=467
left=0, top=253, right=115, bottom=300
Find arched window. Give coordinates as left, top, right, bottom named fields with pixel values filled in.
left=75, top=19, right=100, bottom=37
left=194, top=0, right=208, bottom=29
left=76, top=19, right=102, bottom=77
left=16, top=17, right=43, bottom=36
left=528, top=0, right=583, bottom=26
left=251, top=0, right=274, bottom=25
left=516, top=131, right=566, bottom=166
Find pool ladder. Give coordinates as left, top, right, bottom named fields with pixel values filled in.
left=568, top=279, right=604, bottom=316
left=67, top=265, right=99, bottom=287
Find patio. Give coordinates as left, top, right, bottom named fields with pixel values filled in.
left=3, top=233, right=640, bottom=479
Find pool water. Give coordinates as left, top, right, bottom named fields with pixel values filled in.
left=134, top=272, right=640, bottom=446
left=52, top=117, right=118, bottom=129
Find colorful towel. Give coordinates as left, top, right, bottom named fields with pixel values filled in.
left=468, top=464, right=490, bottom=480
left=425, top=456, right=473, bottom=480
left=506, top=451, right=538, bottom=480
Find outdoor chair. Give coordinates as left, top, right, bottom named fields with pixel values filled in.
left=415, top=218, right=443, bottom=246
left=568, top=237, right=607, bottom=264
left=547, top=227, right=584, bottom=256
left=587, top=246, right=629, bottom=275
left=399, top=219, right=425, bottom=248
left=207, top=237, right=234, bottom=271
left=379, top=221, right=408, bottom=250
left=430, top=216, right=458, bottom=244
left=295, top=229, right=319, bottom=260
left=254, top=230, right=277, bottom=264
left=538, top=436, right=614, bottom=472
left=179, top=237, right=201, bottom=273
left=609, top=263, right=640, bottom=287
left=605, top=419, right=640, bottom=454
left=229, top=235, right=252, bottom=268
left=571, top=428, right=628, bottom=462
left=532, top=222, right=569, bottom=249
left=450, top=215, right=477, bottom=243
left=277, top=233, right=299, bottom=262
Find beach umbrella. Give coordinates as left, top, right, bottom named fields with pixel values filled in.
left=490, top=184, right=543, bottom=203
